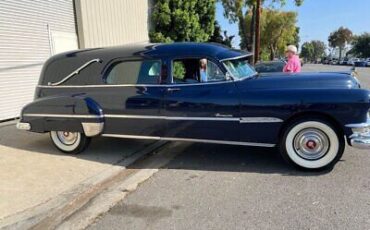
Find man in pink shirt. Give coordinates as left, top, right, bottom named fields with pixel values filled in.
left=283, top=45, right=301, bottom=73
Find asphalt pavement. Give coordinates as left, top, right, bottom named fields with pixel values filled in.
left=88, top=64, right=370, bottom=230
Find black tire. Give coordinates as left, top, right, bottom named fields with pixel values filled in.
left=279, top=118, right=345, bottom=170
left=50, top=131, right=91, bottom=154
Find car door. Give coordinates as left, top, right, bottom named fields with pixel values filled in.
left=162, top=58, right=241, bottom=142
left=92, top=59, right=167, bottom=137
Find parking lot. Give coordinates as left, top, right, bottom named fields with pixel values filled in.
left=88, top=64, right=370, bottom=230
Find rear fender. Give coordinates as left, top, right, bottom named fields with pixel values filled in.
left=19, top=95, right=104, bottom=136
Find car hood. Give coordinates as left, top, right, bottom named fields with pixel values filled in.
left=244, top=72, right=361, bottom=90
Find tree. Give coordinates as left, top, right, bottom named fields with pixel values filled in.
left=300, top=42, right=314, bottom=61
left=209, top=21, right=235, bottom=47
left=310, top=40, right=326, bottom=61
left=220, top=0, right=254, bottom=50
left=350, top=33, right=370, bottom=58
left=328, top=27, right=353, bottom=60
left=300, top=40, right=326, bottom=62
left=149, top=0, right=216, bottom=43
left=243, top=9, right=297, bottom=60
left=220, top=0, right=303, bottom=51
left=293, top=27, right=300, bottom=50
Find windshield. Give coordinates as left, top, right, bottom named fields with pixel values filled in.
left=223, top=57, right=257, bottom=80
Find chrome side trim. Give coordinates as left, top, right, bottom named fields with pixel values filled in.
left=22, top=113, right=103, bottom=119
left=22, top=113, right=283, bottom=123
left=82, top=122, right=104, bottom=137
left=102, top=134, right=276, bottom=147
left=102, top=134, right=161, bottom=140
left=240, top=117, right=283, bottom=123
left=346, top=119, right=370, bottom=134
left=345, top=119, right=370, bottom=129
left=104, top=114, right=240, bottom=121
left=48, top=58, right=102, bottom=86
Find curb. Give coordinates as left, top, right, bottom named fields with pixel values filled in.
left=0, top=140, right=169, bottom=229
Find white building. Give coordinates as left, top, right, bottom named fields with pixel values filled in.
left=0, top=0, right=150, bottom=121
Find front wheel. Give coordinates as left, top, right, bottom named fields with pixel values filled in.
left=280, top=119, right=345, bottom=170
left=50, top=131, right=90, bottom=154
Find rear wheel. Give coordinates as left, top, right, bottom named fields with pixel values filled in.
left=50, top=131, right=90, bottom=154
left=280, top=118, right=344, bottom=170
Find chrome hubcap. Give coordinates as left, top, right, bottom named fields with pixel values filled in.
left=56, top=131, right=78, bottom=145
left=293, top=128, right=329, bottom=160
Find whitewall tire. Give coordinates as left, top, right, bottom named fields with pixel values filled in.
left=50, top=131, right=90, bottom=154
left=280, top=119, right=344, bottom=170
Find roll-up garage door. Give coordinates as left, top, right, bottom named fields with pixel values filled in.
left=0, top=0, right=78, bottom=121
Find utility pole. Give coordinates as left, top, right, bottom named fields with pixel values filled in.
left=254, top=0, right=261, bottom=64
left=250, top=5, right=256, bottom=61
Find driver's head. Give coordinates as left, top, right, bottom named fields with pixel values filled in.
left=200, top=58, right=207, bottom=69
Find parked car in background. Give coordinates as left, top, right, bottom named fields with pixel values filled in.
left=366, top=58, right=370, bottom=67
left=354, top=59, right=368, bottom=67
left=254, top=60, right=285, bottom=73
left=348, top=58, right=360, bottom=66
left=17, top=42, right=370, bottom=170
left=330, top=59, right=339, bottom=65
left=322, top=58, right=330, bottom=64
left=339, top=58, right=349, bottom=65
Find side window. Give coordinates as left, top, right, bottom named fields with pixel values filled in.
left=106, top=60, right=161, bottom=85
left=172, top=58, right=226, bottom=84
left=206, top=61, right=226, bottom=82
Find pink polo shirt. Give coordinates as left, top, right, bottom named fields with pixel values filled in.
left=283, top=55, right=301, bottom=73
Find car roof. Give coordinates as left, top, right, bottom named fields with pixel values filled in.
left=50, top=42, right=251, bottom=62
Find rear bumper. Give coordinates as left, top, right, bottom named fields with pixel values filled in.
left=346, top=119, right=370, bottom=149
left=16, top=122, right=31, bottom=130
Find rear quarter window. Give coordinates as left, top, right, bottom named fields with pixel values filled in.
left=105, top=60, right=161, bottom=85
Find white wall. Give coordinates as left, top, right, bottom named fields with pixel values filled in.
left=75, top=0, right=150, bottom=48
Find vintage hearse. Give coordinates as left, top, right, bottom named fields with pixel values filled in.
left=17, top=43, right=370, bottom=170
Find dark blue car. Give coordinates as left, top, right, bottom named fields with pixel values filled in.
left=17, top=43, right=370, bottom=170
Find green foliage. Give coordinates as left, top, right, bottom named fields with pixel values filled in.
left=293, top=27, right=300, bottom=49
left=209, top=21, right=235, bottom=47
left=350, top=33, right=370, bottom=58
left=243, top=9, right=297, bottom=60
left=328, top=27, right=353, bottom=49
left=301, top=40, right=326, bottom=62
left=220, top=0, right=303, bottom=49
left=300, top=42, right=314, bottom=61
left=328, top=27, right=353, bottom=59
left=173, top=61, right=185, bottom=79
left=150, top=0, right=216, bottom=43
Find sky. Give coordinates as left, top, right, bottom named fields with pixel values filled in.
left=216, top=0, right=370, bottom=49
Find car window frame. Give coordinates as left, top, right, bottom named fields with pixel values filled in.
left=102, top=58, right=164, bottom=85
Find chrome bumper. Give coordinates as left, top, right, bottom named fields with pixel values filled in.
left=16, top=122, right=31, bottom=130
left=346, top=119, right=370, bottom=149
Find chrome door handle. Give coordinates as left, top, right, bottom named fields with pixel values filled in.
left=166, top=88, right=181, bottom=92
